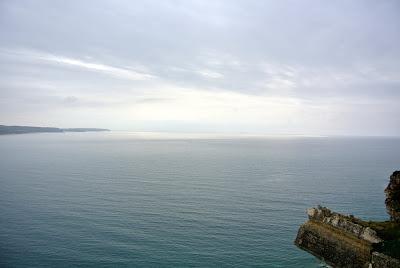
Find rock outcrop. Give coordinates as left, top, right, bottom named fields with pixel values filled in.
left=295, top=206, right=381, bottom=267
left=306, top=207, right=382, bottom=243
left=372, top=252, right=400, bottom=268
left=295, top=171, right=400, bottom=268
left=386, top=171, right=400, bottom=223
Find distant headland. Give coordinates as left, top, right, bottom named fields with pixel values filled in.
left=0, top=125, right=110, bottom=135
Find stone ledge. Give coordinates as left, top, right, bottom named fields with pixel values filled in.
left=295, top=207, right=400, bottom=267
left=295, top=220, right=373, bottom=268
left=307, top=206, right=383, bottom=244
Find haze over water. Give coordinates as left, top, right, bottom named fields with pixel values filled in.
left=1, top=132, right=399, bottom=267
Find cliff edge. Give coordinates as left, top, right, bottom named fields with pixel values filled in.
left=295, top=171, right=400, bottom=268
left=386, top=171, right=400, bottom=223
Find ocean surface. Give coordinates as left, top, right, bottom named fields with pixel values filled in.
left=0, top=132, right=399, bottom=267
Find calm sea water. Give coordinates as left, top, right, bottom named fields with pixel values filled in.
left=0, top=132, right=399, bottom=267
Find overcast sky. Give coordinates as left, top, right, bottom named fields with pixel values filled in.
left=0, top=0, right=399, bottom=135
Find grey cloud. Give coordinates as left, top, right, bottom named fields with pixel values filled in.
left=0, top=0, right=399, bottom=134
left=1, top=0, right=399, bottom=96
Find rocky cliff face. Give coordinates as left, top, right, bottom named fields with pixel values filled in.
left=372, top=252, right=400, bottom=268
left=295, top=206, right=380, bottom=268
left=306, top=207, right=382, bottom=243
left=386, top=171, right=400, bottom=223
left=295, top=171, right=400, bottom=268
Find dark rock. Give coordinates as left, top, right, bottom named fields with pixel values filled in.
left=295, top=208, right=377, bottom=268
left=385, top=171, right=400, bottom=223
left=372, top=252, right=400, bottom=268
left=295, top=171, right=400, bottom=267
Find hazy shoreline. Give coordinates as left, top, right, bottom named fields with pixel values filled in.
left=0, top=125, right=110, bottom=135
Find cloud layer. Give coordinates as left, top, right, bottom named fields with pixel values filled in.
left=0, top=0, right=399, bottom=135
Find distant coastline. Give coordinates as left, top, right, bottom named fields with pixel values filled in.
left=0, top=125, right=110, bottom=135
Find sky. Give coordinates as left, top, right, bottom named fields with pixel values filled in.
left=0, top=0, right=399, bottom=136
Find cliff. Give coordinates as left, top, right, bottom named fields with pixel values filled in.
left=386, top=171, right=400, bottom=223
left=295, top=171, right=400, bottom=268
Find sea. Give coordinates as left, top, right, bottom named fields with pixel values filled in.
left=0, top=132, right=399, bottom=267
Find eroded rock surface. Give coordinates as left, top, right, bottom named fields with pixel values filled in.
left=295, top=171, right=400, bottom=267
left=307, top=206, right=382, bottom=243
left=295, top=207, right=380, bottom=268
left=372, top=252, right=400, bottom=268
left=385, top=171, right=400, bottom=223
